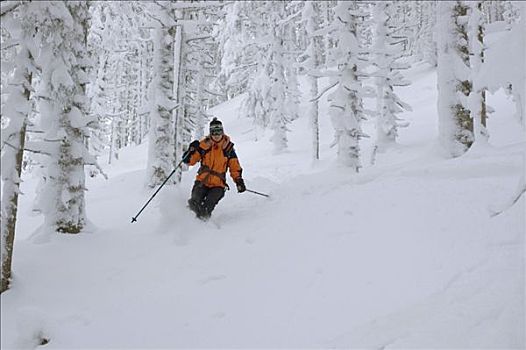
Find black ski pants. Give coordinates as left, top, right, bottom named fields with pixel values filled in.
left=188, top=181, right=225, bottom=219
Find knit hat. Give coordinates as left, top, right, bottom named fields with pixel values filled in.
left=209, top=117, right=223, bottom=135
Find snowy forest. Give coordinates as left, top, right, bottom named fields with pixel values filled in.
left=1, top=1, right=525, bottom=349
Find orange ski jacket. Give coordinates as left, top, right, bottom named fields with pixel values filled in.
left=187, top=134, right=242, bottom=188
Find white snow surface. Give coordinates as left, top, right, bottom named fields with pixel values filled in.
left=1, top=63, right=525, bottom=349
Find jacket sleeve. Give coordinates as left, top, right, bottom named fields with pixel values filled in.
left=187, top=150, right=201, bottom=166
left=226, top=145, right=242, bottom=181
left=188, top=139, right=208, bottom=166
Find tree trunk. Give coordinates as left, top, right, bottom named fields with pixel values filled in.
left=1, top=69, right=31, bottom=293
left=173, top=24, right=185, bottom=184
left=308, top=75, right=320, bottom=161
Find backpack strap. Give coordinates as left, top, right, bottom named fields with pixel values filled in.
left=197, top=165, right=227, bottom=186
left=223, top=141, right=237, bottom=159
left=198, top=137, right=213, bottom=157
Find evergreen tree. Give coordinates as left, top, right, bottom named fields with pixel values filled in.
left=298, top=1, right=323, bottom=161
left=219, top=2, right=298, bottom=149
left=32, top=1, right=97, bottom=233
left=236, top=2, right=275, bottom=141
left=326, top=1, right=371, bottom=170
left=217, top=2, right=259, bottom=99
left=467, top=1, right=489, bottom=145
left=413, top=1, right=438, bottom=66
left=89, top=2, right=153, bottom=165
left=372, top=1, right=412, bottom=151
left=0, top=1, right=36, bottom=292
left=146, top=3, right=178, bottom=187
left=437, top=1, right=474, bottom=157
left=177, top=3, right=224, bottom=144
left=146, top=2, right=223, bottom=186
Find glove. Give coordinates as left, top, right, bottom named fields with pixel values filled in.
left=182, top=140, right=200, bottom=163
left=189, top=140, right=200, bottom=151
left=235, top=178, right=246, bottom=193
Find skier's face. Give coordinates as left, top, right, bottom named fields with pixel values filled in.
left=211, top=134, right=223, bottom=142
left=210, top=124, right=224, bottom=142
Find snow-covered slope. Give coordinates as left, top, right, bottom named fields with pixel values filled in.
left=1, top=63, right=524, bottom=349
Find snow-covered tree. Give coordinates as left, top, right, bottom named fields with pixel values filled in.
left=0, top=1, right=37, bottom=292
left=146, top=3, right=179, bottom=187
left=32, top=1, right=97, bottom=233
left=326, top=1, right=371, bottom=170
left=219, top=2, right=298, bottom=151
left=89, top=2, right=127, bottom=164
left=178, top=3, right=224, bottom=141
left=467, top=1, right=488, bottom=145
left=281, top=1, right=302, bottom=124
left=266, top=27, right=292, bottom=152
left=413, top=1, right=438, bottom=66
left=510, top=2, right=525, bottom=127
left=372, top=1, right=412, bottom=150
left=224, top=2, right=270, bottom=138
left=298, top=1, right=324, bottom=161
left=146, top=2, right=223, bottom=186
left=482, top=0, right=520, bottom=25
left=227, top=2, right=294, bottom=151
left=216, top=2, right=259, bottom=99
left=479, top=1, right=525, bottom=129
left=257, top=2, right=297, bottom=152
left=399, top=1, right=419, bottom=57
left=172, top=5, right=191, bottom=183
left=319, top=0, right=338, bottom=66
left=88, top=2, right=153, bottom=165
left=436, top=1, right=474, bottom=157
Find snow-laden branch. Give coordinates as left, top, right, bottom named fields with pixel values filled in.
left=3, top=141, right=52, bottom=156
left=105, top=110, right=128, bottom=118
left=1, top=43, right=19, bottom=51
left=309, top=82, right=338, bottom=103
left=204, top=88, right=226, bottom=98
left=277, top=10, right=301, bottom=26
left=230, top=62, right=258, bottom=74
left=26, top=129, right=44, bottom=134
left=0, top=1, right=21, bottom=18
left=84, top=153, right=109, bottom=180
left=169, top=1, right=230, bottom=10
left=306, top=69, right=340, bottom=78
left=186, top=35, right=213, bottom=43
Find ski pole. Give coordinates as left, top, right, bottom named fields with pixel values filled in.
left=245, top=189, right=270, bottom=198
left=131, top=159, right=185, bottom=223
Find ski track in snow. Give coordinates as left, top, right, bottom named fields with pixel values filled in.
left=1, top=63, right=525, bottom=348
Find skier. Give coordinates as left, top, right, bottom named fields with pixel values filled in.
left=182, top=118, right=246, bottom=220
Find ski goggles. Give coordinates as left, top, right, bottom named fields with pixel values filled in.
left=210, top=125, right=224, bottom=136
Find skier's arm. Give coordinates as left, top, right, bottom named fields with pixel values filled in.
left=225, top=145, right=242, bottom=182
left=228, top=156, right=242, bottom=182
left=187, top=149, right=202, bottom=166
left=183, top=140, right=202, bottom=165
left=225, top=144, right=245, bottom=193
